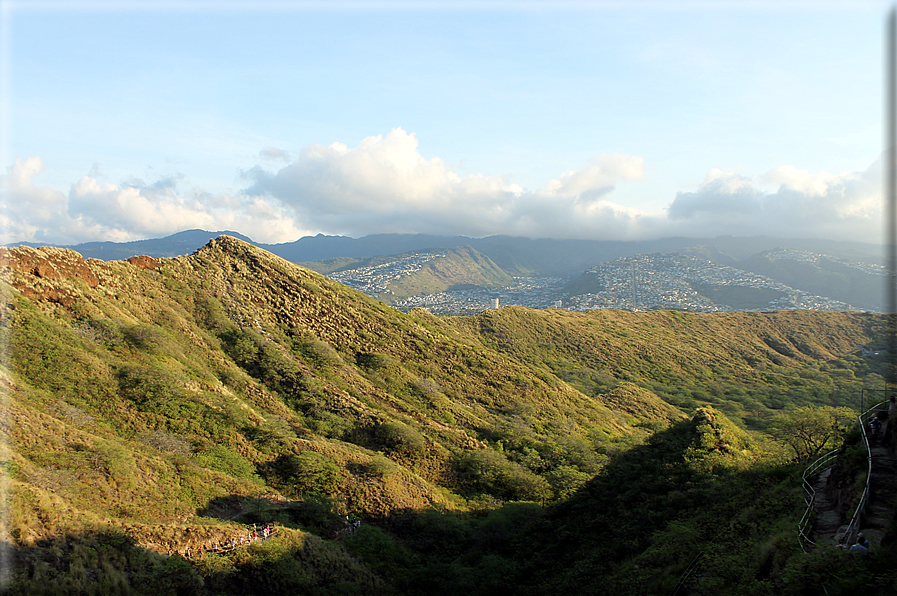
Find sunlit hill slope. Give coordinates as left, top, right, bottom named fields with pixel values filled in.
left=0, top=236, right=886, bottom=594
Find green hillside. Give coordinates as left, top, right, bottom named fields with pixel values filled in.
left=739, top=250, right=883, bottom=312
left=302, top=245, right=514, bottom=303
left=1, top=237, right=892, bottom=594
left=386, top=245, right=514, bottom=300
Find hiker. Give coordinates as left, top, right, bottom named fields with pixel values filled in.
left=870, top=416, right=882, bottom=439
left=849, top=535, right=869, bottom=556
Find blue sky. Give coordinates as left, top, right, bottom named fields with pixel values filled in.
left=0, top=0, right=889, bottom=244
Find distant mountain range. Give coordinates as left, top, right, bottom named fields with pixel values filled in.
left=12, top=229, right=881, bottom=272
left=10, top=229, right=885, bottom=312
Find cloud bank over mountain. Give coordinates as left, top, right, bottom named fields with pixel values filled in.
left=2, top=128, right=882, bottom=246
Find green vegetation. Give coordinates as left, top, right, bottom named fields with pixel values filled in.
left=3, top=238, right=895, bottom=594
left=302, top=245, right=514, bottom=303
left=694, top=283, right=787, bottom=310
left=770, top=405, right=856, bottom=462
left=740, top=251, right=883, bottom=312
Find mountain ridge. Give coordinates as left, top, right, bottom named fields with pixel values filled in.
left=2, top=235, right=890, bottom=593
left=10, top=229, right=881, bottom=272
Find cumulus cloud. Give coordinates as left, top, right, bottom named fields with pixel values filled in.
left=666, top=161, right=881, bottom=242
left=1, top=129, right=884, bottom=246
left=1, top=157, right=72, bottom=243
left=1, top=157, right=312, bottom=245
left=244, top=127, right=650, bottom=239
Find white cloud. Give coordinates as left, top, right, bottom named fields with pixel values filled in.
left=542, top=153, right=645, bottom=199
left=1, top=157, right=313, bottom=245
left=1, top=130, right=884, bottom=247
left=666, top=160, right=881, bottom=242
left=761, top=165, right=837, bottom=196
left=260, top=147, right=291, bottom=162
left=244, top=127, right=651, bottom=240
left=1, top=157, right=70, bottom=243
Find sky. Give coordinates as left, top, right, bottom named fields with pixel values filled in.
left=0, top=0, right=891, bottom=245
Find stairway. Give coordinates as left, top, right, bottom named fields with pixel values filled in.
left=860, top=439, right=897, bottom=547
left=815, top=416, right=897, bottom=551
left=810, top=467, right=843, bottom=545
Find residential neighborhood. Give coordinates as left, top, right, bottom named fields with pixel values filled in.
left=325, top=250, right=874, bottom=315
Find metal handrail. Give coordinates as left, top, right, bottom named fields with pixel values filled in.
left=668, top=552, right=704, bottom=596
left=843, top=400, right=888, bottom=545
left=798, top=448, right=840, bottom=553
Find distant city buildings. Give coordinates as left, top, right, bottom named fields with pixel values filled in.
left=326, top=250, right=869, bottom=316
left=328, top=252, right=446, bottom=296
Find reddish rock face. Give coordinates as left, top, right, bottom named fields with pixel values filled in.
left=127, top=255, right=162, bottom=271
left=34, top=261, right=59, bottom=280
left=1, top=246, right=104, bottom=307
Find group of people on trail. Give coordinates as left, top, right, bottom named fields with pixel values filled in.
left=182, top=523, right=276, bottom=559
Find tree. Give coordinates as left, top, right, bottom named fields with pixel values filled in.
left=771, top=406, right=856, bottom=462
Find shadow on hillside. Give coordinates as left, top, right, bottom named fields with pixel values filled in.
left=200, top=493, right=350, bottom=539
left=4, top=531, right=202, bottom=595
left=336, top=414, right=825, bottom=596
left=197, top=494, right=286, bottom=521
left=17, top=415, right=878, bottom=596
left=4, top=524, right=387, bottom=596
left=183, top=414, right=895, bottom=596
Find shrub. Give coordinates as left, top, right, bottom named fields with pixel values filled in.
left=116, top=365, right=185, bottom=409
left=342, top=524, right=409, bottom=578
left=413, top=377, right=442, bottom=396
left=457, top=449, right=553, bottom=502
left=355, top=352, right=396, bottom=371
left=192, top=445, right=257, bottom=479
left=121, top=324, right=168, bottom=353
left=278, top=494, right=346, bottom=537
left=75, top=318, right=123, bottom=346
left=283, top=452, right=343, bottom=495
left=544, top=465, right=591, bottom=500
left=193, top=295, right=236, bottom=334
left=138, top=430, right=192, bottom=456
left=373, top=421, right=427, bottom=457
left=220, top=329, right=308, bottom=398
left=297, top=340, right=343, bottom=368
left=361, top=455, right=398, bottom=478
left=304, top=410, right=354, bottom=440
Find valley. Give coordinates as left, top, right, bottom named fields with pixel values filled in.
left=1, top=236, right=894, bottom=594
left=314, top=248, right=874, bottom=315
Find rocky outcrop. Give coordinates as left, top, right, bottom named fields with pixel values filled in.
left=126, top=255, right=162, bottom=271
left=0, top=246, right=105, bottom=307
